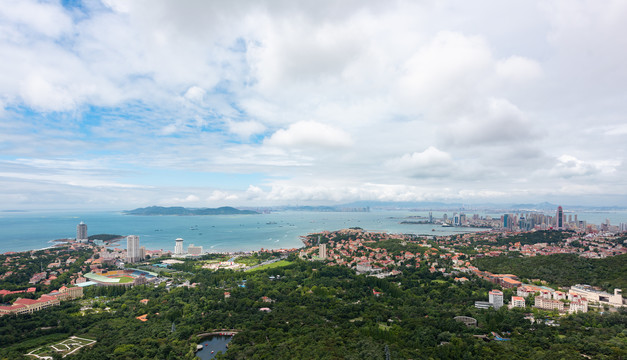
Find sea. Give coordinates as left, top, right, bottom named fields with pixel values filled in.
left=1, top=209, right=625, bottom=254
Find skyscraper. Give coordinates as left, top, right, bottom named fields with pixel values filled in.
left=319, top=243, right=327, bottom=260
left=175, top=238, right=184, bottom=255
left=127, top=235, right=140, bottom=263
left=556, top=206, right=564, bottom=230
left=76, top=222, right=88, bottom=242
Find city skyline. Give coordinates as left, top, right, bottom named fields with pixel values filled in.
left=1, top=1, right=627, bottom=210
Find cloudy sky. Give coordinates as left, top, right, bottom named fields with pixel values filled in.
left=1, top=0, right=626, bottom=210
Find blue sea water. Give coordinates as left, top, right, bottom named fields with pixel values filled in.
left=0, top=210, right=482, bottom=253
left=1, top=210, right=625, bottom=254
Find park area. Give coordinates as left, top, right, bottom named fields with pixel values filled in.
left=25, top=336, right=96, bottom=359
left=245, top=259, right=292, bottom=272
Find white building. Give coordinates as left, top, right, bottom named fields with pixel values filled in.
left=511, top=296, right=526, bottom=308
left=126, top=235, right=140, bottom=263
left=489, top=290, right=503, bottom=310
left=76, top=222, right=88, bottom=242
left=569, top=299, right=588, bottom=313
left=534, top=296, right=564, bottom=311
left=188, top=244, right=203, bottom=255
left=319, top=243, right=327, bottom=260
left=569, top=284, right=624, bottom=307
left=174, top=238, right=184, bottom=255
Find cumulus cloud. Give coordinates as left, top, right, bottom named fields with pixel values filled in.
left=208, top=190, right=239, bottom=202
left=264, top=121, right=353, bottom=149
left=387, top=147, right=453, bottom=178
left=398, top=31, right=493, bottom=113
left=550, top=155, right=618, bottom=178
left=0, top=1, right=626, bottom=208
left=443, top=98, right=536, bottom=146
left=169, top=194, right=200, bottom=203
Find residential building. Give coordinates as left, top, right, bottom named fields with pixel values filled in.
left=510, top=296, right=525, bottom=308
left=569, top=299, right=588, bottom=313
left=489, top=290, right=504, bottom=310
left=127, top=235, right=141, bottom=263
left=76, top=222, right=88, bottom=242
left=534, top=296, right=564, bottom=311
left=319, top=243, right=327, bottom=260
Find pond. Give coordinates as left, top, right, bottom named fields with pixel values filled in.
left=196, top=335, right=233, bottom=359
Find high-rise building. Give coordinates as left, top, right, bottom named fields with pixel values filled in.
left=319, top=243, right=327, bottom=260
left=76, top=222, right=88, bottom=243
left=175, top=238, right=184, bottom=255
left=556, top=206, right=564, bottom=229
left=489, top=290, right=503, bottom=310
left=127, top=235, right=140, bottom=263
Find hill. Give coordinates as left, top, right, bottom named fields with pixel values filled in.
left=474, top=253, right=627, bottom=292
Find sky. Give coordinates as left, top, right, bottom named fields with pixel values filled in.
left=1, top=0, right=626, bottom=210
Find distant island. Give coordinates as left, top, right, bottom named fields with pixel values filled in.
left=123, top=206, right=259, bottom=216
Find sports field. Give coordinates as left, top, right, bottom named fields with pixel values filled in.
left=26, top=336, right=96, bottom=359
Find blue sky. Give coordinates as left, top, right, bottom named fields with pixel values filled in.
left=1, top=0, right=627, bottom=209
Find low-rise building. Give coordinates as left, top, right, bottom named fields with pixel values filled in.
left=569, top=299, right=588, bottom=313
left=569, top=285, right=624, bottom=307
left=534, top=296, right=564, bottom=311
left=511, top=296, right=525, bottom=308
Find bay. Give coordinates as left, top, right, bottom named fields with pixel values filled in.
left=0, top=210, right=482, bottom=254
left=1, top=209, right=624, bottom=254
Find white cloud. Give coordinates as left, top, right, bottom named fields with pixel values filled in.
left=550, top=155, right=618, bottom=178
left=228, top=120, right=266, bottom=138
left=265, top=121, right=353, bottom=149
left=0, top=0, right=72, bottom=38
left=0, top=1, right=626, bottom=208
left=184, top=86, right=206, bottom=104
left=387, top=147, right=453, bottom=178
left=208, top=190, right=239, bottom=202
left=496, top=56, right=542, bottom=83
left=443, top=98, right=536, bottom=146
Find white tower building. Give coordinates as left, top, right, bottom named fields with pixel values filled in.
left=489, top=290, right=504, bottom=310
left=76, top=222, right=88, bottom=242
left=175, top=238, right=184, bottom=255
left=127, top=235, right=140, bottom=263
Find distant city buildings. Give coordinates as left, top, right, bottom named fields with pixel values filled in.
left=76, top=222, right=88, bottom=243
left=126, top=235, right=141, bottom=263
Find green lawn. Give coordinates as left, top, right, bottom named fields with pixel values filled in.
left=246, top=260, right=292, bottom=272
left=117, top=276, right=134, bottom=283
